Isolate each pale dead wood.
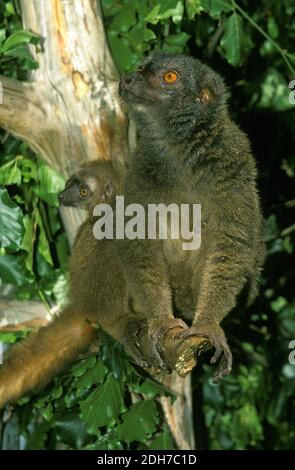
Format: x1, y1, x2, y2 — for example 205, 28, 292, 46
0, 300, 49, 331
159, 373, 195, 450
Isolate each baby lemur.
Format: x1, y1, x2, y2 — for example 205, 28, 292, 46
0, 160, 139, 408
58, 160, 116, 211
118, 53, 265, 383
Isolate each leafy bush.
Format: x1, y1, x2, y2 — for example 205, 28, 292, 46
0, 0, 294, 450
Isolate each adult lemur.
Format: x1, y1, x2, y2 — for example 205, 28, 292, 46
118, 53, 265, 383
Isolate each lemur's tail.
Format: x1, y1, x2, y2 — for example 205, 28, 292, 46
0, 308, 96, 408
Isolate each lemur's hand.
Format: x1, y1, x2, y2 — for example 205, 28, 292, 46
176, 320, 232, 383
147, 316, 188, 371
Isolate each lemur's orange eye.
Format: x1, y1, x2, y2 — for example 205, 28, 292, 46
79, 186, 89, 197
163, 71, 179, 83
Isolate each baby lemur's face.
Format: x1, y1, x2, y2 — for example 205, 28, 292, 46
119, 53, 227, 122
59, 163, 117, 211
59, 172, 97, 209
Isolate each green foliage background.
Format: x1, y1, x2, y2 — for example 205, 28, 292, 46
0, 0, 294, 450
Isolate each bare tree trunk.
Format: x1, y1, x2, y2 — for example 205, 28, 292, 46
0, 0, 128, 244
0, 0, 200, 450
160, 373, 195, 450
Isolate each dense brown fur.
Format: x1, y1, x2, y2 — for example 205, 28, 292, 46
0, 160, 139, 408
118, 53, 265, 382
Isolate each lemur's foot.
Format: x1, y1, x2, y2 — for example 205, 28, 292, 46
148, 316, 187, 372
176, 320, 232, 383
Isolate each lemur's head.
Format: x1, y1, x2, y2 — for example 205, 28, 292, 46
119, 53, 228, 127
59, 160, 118, 212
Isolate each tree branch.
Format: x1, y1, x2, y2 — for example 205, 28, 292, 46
137, 325, 209, 377
0, 300, 49, 331
0, 76, 50, 159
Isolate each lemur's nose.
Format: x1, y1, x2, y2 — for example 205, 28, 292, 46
124, 74, 135, 85
121, 73, 137, 88
58, 192, 65, 203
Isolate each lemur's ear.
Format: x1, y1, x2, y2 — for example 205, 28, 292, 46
197, 72, 226, 104
196, 86, 214, 104
104, 180, 116, 200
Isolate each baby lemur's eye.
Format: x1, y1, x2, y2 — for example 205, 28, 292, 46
79, 186, 89, 197
163, 71, 179, 84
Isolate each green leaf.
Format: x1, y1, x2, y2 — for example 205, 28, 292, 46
0, 188, 24, 250
51, 385, 63, 400
55, 232, 70, 268
85, 431, 123, 450
75, 360, 108, 391
35, 208, 53, 266
221, 12, 251, 67
171, 0, 184, 24
109, 4, 136, 32
34, 163, 65, 207
122, 24, 156, 55
186, 0, 204, 20
0, 29, 6, 48
133, 378, 173, 399
162, 32, 190, 53
5, 2, 15, 17
201, 0, 232, 18
80, 374, 125, 434
107, 33, 138, 73
255, 69, 294, 112
21, 158, 38, 183
234, 403, 263, 445
26, 421, 51, 450
145, 0, 184, 25
2, 45, 35, 62
148, 425, 175, 450
20, 215, 35, 273
71, 356, 97, 378
47, 205, 61, 236
0, 331, 25, 344
271, 296, 288, 313
42, 402, 53, 422
0, 254, 26, 285
55, 412, 88, 448
101, 0, 124, 18
260, 39, 277, 58
100, 339, 128, 381
0, 156, 22, 186
267, 17, 279, 40
145, 4, 161, 24
117, 400, 159, 443
0, 30, 39, 53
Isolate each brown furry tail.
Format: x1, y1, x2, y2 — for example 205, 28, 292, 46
0, 308, 96, 408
